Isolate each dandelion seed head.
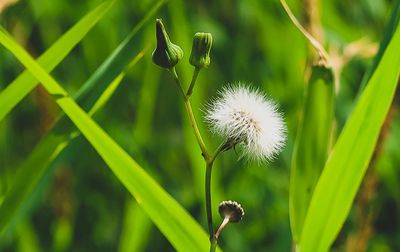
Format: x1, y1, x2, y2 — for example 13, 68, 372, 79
205, 84, 286, 161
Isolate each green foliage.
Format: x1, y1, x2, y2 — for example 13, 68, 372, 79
0, 0, 115, 236
0, 0, 115, 122
0, 0, 152, 236
290, 64, 335, 242
0, 23, 213, 252
0, 0, 399, 251
118, 200, 152, 252
300, 24, 400, 252
360, 1, 400, 88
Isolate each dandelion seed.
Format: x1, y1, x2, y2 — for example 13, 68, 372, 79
205, 84, 286, 161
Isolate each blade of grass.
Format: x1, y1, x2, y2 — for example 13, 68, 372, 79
0, 51, 144, 237
0, 0, 115, 122
289, 64, 334, 242
89, 48, 147, 115
299, 23, 400, 252
72, 0, 163, 110
360, 1, 400, 88
118, 32, 159, 252
0, 26, 214, 252
0, 0, 162, 236
280, 0, 335, 242
16, 220, 40, 252
118, 199, 152, 252
132, 30, 161, 148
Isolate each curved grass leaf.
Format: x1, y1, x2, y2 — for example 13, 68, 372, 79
0, 0, 162, 236
299, 22, 400, 252
0, 25, 214, 252
289, 65, 334, 242
360, 1, 400, 88
0, 0, 115, 122
16, 220, 40, 252
118, 200, 152, 252
0, 51, 144, 237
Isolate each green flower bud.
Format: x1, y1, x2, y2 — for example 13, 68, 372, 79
152, 19, 183, 69
189, 32, 212, 68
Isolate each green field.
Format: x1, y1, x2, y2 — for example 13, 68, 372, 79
0, 0, 399, 251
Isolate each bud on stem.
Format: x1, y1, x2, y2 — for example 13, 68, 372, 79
189, 32, 212, 68
152, 19, 183, 69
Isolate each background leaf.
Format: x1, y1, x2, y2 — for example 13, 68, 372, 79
300, 22, 400, 252
0, 24, 215, 252
0, 0, 161, 235
118, 200, 152, 252
289, 64, 335, 242
0, 0, 115, 122
360, 1, 400, 88
1, 0, 399, 250
0, 50, 145, 237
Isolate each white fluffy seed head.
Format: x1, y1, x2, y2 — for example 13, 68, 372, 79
205, 84, 286, 161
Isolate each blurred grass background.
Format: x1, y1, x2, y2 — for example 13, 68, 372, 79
0, 0, 399, 251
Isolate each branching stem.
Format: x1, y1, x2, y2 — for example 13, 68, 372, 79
169, 67, 226, 252
186, 67, 201, 97
169, 67, 210, 160
206, 142, 227, 251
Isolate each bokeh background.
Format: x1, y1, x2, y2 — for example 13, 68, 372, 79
0, 0, 399, 251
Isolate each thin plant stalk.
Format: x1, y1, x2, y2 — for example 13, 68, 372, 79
169, 67, 225, 251
205, 161, 214, 237
204, 143, 225, 238
168, 67, 214, 239
169, 67, 210, 161
186, 67, 201, 97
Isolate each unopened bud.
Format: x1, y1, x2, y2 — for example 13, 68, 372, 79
189, 32, 212, 68
152, 19, 183, 69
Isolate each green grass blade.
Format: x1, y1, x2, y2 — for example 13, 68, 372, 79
289, 65, 334, 242
89, 49, 147, 115
0, 0, 160, 235
0, 0, 162, 236
118, 200, 152, 252
72, 0, 165, 111
16, 220, 41, 252
0, 0, 115, 122
0, 51, 144, 237
360, 1, 400, 88
0, 133, 73, 237
299, 23, 400, 252
0, 26, 213, 252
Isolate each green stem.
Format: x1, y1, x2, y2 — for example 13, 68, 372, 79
186, 67, 201, 97
184, 100, 210, 159
210, 237, 218, 252
205, 142, 227, 244
169, 67, 210, 160
169, 67, 226, 251
205, 161, 214, 238
169, 68, 186, 99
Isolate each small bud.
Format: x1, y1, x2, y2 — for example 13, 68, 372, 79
152, 19, 183, 69
218, 200, 245, 223
189, 32, 212, 68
